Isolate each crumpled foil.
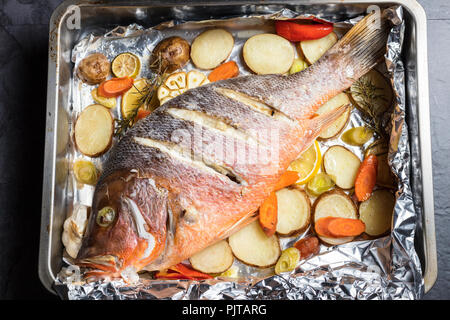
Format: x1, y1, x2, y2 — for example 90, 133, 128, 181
54, 5, 424, 300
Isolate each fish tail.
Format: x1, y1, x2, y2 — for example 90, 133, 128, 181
330, 11, 390, 79
285, 12, 390, 120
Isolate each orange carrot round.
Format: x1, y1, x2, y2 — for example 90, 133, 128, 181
98, 77, 134, 98
355, 154, 378, 202
274, 171, 299, 191
327, 218, 365, 237
259, 192, 278, 237
314, 217, 337, 237
208, 61, 239, 82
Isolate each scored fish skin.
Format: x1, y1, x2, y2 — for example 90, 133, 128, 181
76, 12, 389, 276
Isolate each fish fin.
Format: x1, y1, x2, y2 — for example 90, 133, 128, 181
329, 11, 390, 79
308, 104, 350, 139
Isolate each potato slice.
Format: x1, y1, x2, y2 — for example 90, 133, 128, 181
275, 188, 311, 236
74, 104, 113, 157
323, 146, 361, 189
316, 93, 351, 140
359, 190, 395, 237
313, 190, 358, 245
299, 32, 338, 65
243, 33, 295, 75
350, 69, 393, 117
228, 220, 281, 268
189, 240, 234, 274
191, 29, 234, 70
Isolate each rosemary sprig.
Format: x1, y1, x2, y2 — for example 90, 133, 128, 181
114, 52, 167, 137
351, 76, 388, 137
114, 104, 140, 137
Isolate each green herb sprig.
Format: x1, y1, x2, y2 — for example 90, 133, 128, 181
351, 76, 388, 137
114, 52, 167, 137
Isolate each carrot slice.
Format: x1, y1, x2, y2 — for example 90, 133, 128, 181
314, 217, 336, 237
98, 77, 134, 98
355, 154, 378, 202
169, 263, 212, 280
257, 171, 299, 236
327, 218, 365, 237
208, 61, 239, 82
274, 171, 299, 190
259, 191, 278, 237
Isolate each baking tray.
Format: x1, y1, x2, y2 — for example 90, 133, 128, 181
39, 0, 437, 296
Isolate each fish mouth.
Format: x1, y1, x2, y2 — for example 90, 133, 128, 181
77, 255, 122, 277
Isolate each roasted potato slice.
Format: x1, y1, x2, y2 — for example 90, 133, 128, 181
323, 146, 361, 189
228, 220, 281, 268
312, 190, 358, 245
316, 93, 351, 140
191, 29, 234, 70
189, 240, 234, 274
299, 32, 338, 65
74, 104, 114, 157
243, 33, 295, 75
275, 188, 311, 236
359, 189, 395, 237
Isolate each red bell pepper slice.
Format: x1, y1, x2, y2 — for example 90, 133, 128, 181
275, 21, 333, 42
169, 263, 212, 280
155, 270, 192, 280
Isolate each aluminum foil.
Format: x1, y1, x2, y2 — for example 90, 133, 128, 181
54, 5, 424, 300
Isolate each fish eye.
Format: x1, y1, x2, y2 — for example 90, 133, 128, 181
96, 206, 116, 227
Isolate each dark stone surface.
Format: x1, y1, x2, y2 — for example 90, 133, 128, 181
418, 0, 450, 301
0, 0, 447, 299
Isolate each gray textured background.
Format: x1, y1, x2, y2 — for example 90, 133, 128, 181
0, 0, 447, 299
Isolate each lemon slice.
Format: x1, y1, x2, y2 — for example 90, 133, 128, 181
121, 78, 149, 118
289, 140, 322, 185
112, 52, 140, 78
91, 88, 116, 109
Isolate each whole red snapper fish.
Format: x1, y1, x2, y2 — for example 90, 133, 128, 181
76, 13, 389, 279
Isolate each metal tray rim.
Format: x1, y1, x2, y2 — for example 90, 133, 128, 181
39, 0, 437, 297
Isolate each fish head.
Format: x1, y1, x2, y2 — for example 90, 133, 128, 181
76, 171, 168, 279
